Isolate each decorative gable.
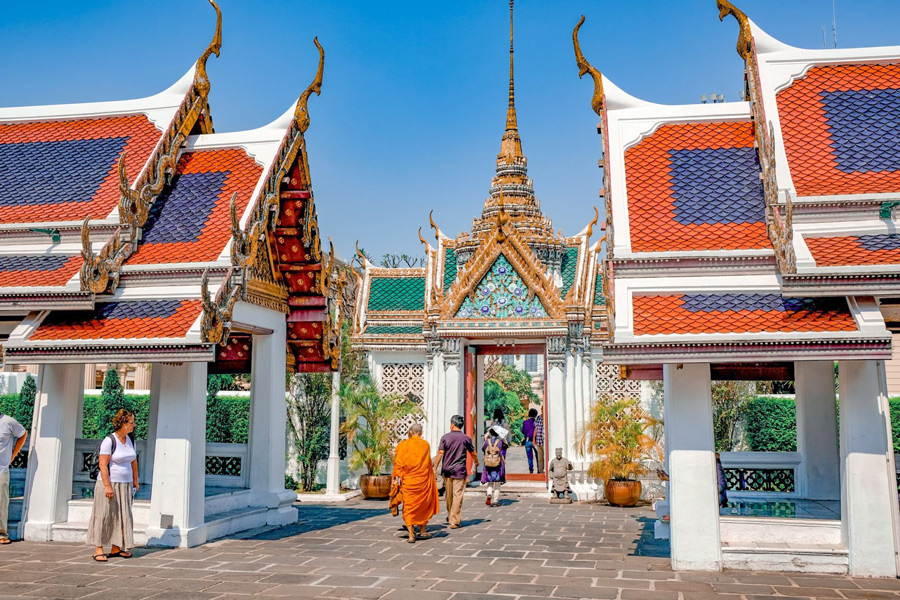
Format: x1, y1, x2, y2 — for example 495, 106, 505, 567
455, 254, 548, 319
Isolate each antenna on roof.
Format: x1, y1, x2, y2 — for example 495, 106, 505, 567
832, 0, 838, 48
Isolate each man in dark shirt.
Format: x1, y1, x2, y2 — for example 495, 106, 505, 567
434, 415, 479, 529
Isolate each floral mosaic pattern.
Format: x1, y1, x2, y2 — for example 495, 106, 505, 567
455, 254, 548, 319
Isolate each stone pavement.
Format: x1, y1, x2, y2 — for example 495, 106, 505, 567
2, 495, 900, 599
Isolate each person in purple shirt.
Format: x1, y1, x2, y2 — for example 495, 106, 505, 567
434, 415, 479, 529
521, 409, 537, 474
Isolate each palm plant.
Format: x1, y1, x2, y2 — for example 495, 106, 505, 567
576, 397, 661, 482
340, 378, 423, 476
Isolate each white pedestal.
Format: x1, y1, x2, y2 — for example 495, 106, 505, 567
22, 363, 84, 541
663, 363, 721, 571
838, 360, 900, 577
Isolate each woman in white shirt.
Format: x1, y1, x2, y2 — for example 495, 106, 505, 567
87, 409, 138, 562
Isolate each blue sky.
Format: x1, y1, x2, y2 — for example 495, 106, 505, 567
3, 1, 899, 261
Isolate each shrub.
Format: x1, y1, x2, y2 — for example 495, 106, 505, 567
0, 375, 37, 431
744, 396, 796, 452
82, 394, 149, 439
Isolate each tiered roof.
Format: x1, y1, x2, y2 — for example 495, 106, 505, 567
573, 2, 895, 366
354, 2, 607, 351
1, 2, 340, 373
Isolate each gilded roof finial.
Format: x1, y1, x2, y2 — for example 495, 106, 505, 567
429, 210, 441, 241
295, 38, 325, 134
194, 0, 222, 100
573, 16, 605, 118
498, 0, 524, 163
716, 0, 753, 60
585, 206, 599, 239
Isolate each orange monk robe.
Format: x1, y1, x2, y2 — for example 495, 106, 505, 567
391, 436, 439, 526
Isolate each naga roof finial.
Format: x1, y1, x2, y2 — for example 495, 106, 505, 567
573, 16, 605, 118
194, 0, 222, 99
418, 227, 428, 247
717, 0, 753, 60
294, 38, 325, 134
585, 206, 599, 240
429, 210, 441, 241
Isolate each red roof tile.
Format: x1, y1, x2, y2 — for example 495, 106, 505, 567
806, 234, 900, 267
0, 115, 163, 223
632, 294, 857, 335
777, 63, 900, 196
30, 299, 202, 341
0, 255, 81, 288
624, 121, 770, 252
127, 148, 262, 265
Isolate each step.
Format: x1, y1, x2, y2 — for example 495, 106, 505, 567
203, 506, 269, 542
51, 521, 149, 547
204, 489, 253, 515
720, 516, 841, 546
66, 499, 151, 524
721, 543, 849, 574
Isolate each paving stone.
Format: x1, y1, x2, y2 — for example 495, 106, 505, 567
430, 580, 495, 593
200, 581, 277, 595
773, 586, 846, 597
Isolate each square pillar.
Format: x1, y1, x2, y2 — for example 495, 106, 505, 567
146, 362, 208, 547
22, 363, 84, 541
838, 359, 900, 577
663, 362, 721, 571
444, 357, 461, 430
795, 361, 840, 500
248, 327, 298, 526
142, 365, 162, 486
546, 358, 567, 458
564, 355, 578, 460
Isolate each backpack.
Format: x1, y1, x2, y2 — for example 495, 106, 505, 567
484, 437, 503, 468
88, 434, 130, 481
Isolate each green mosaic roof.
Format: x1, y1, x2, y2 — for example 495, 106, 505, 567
593, 271, 604, 306
559, 247, 580, 298
367, 277, 426, 312
443, 248, 457, 290
364, 325, 423, 335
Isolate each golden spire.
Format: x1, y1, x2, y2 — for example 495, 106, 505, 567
499, 0, 523, 163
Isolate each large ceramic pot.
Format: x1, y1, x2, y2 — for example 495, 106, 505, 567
360, 474, 392, 499
605, 479, 642, 507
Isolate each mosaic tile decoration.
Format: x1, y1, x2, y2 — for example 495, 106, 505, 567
127, 148, 262, 265
367, 277, 426, 312
632, 293, 857, 335
364, 325, 422, 335
559, 246, 579, 297
624, 121, 768, 252
0, 115, 162, 223
455, 254, 548, 319
806, 233, 900, 267
443, 248, 457, 290
0, 255, 81, 287
30, 299, 202, 340
777, 63, 900, 196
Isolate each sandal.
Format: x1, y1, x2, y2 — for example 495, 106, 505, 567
417, 532, 433, 540
92, 553, 108, 562
108, 551, 133, 559
0, 538, 11, 545
406, 536, 416, 543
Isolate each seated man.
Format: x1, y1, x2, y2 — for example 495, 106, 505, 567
392, 423, 439, 543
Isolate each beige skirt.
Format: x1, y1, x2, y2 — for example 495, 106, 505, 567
86, 480, 134, 550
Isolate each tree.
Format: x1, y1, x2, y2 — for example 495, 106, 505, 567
94, 369, 127, 438
483, 364, 541, 445
206, 374, 235, 443
711, 381, 754, 451
287, 373, 331, 491
14, 374, 36, 431
379, 253, 425, 268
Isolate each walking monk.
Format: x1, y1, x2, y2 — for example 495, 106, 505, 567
391, 423, 439, 543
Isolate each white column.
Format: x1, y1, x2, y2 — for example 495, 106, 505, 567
546, 360, 567, 457
664, 362, 721, 571
22, 363, 84, 541
564, 354, 578, 460
838, 359, 900, 577
325, 370, 341, 496
142, 365, 162, 486
445, 358, 461, 427
795, 361, 840, 500
248, 327, 298, 526
146, 362, 208, 547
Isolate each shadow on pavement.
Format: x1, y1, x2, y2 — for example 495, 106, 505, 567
240, 505, 387, 540
633, 515, 669, 558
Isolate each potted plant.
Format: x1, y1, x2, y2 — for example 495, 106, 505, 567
340, 378, 423, 499
576, 397, 661, 507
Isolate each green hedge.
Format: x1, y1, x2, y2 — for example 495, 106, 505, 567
0, 393, 31, 430
745, 396, 900, 453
